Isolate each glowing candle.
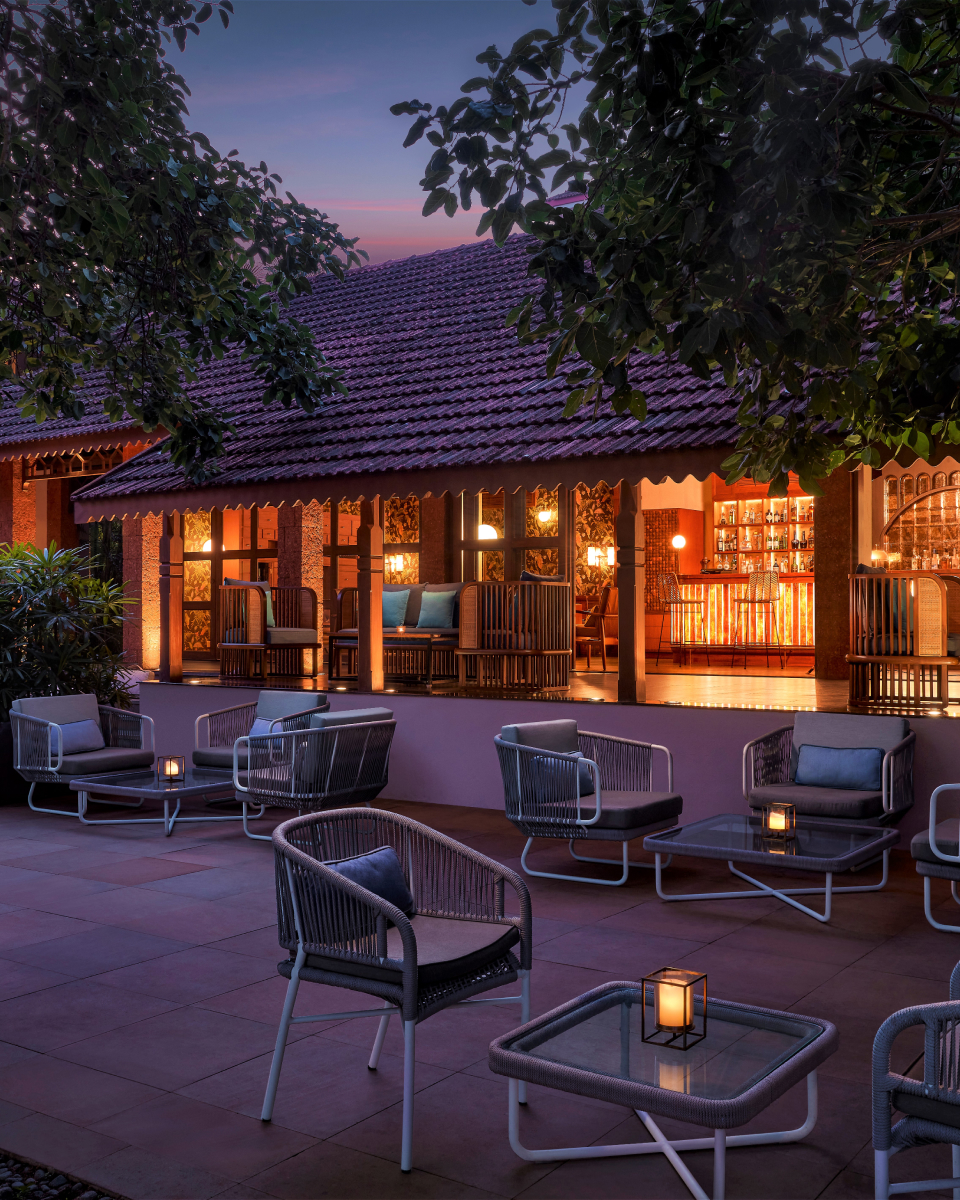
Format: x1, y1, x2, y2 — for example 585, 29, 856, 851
767, 810, 786, 832
656, 977, 693, 1030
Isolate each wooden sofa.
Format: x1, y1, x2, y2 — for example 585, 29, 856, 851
456, 580, 572, 690
848, 570, 960, 710
218, 583, 320, 680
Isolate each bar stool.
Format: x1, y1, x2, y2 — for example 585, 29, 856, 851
655, 573, 709, 666
733, 570, 785, 669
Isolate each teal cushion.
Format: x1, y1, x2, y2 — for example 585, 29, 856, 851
330, 847, 414, 916
795, 744, 883, 792
417, 590, 456, 629
383, 589, 410, 627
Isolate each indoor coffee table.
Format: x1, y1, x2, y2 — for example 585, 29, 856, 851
489, 981, 838, 1200
643, 813, 900, 922
69, 768, 247, 837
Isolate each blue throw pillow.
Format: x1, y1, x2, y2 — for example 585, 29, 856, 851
417, 590, 456, 628
330, 846, 415, 915
795, 744, 883, 791
532, 751, 596, 797
56, 718, 105, 756
382, 589, 410, 628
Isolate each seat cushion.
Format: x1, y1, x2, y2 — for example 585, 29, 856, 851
265, 627, 319, 646
57, 747, 155, 776
310, 708, 394, 729
303, 914, 520, 987
579, 790, 683, 831
893, 1090, 960, 1131
193, 746, 247, 770
748, 782, 884, 820
13, 694, 100, 726
256, 690, 328, 721
911, 819, 960, 865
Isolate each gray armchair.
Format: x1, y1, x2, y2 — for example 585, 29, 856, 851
495, 719, 682, 887
193, 689, 329, 769
910, 784, 960, 933
261, 808, 532, 1174
233, 708, 395, 840
10, 693, 155, 818
873, 960, 960, 1198
743, 712, 915, 825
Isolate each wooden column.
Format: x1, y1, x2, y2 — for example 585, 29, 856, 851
558, 486, 577, 663
420, 494, 451, 583
505, 488, 525, 580
855, 465, 873, 567
357, 497, 383, 692
616, 480, 646, 703
159, 512, 183, 683
34, 479, 50, 549
460, 493, 478, 582
814, 469, 853, 680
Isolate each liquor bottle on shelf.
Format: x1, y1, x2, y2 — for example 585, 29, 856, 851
800, 531, 807, 550
792, 531, 800, 550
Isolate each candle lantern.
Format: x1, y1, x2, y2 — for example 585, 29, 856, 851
641, 967, 706, 1051
157, 755, 185, 784
762, 801, 796, 840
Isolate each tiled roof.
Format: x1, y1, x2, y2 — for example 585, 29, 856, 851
0, 385, 144, 457
73, 235, 745, 505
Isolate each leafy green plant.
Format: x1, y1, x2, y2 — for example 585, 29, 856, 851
1, 0, 364, 484
395, 0, 960, 494
0, 543, 133, 717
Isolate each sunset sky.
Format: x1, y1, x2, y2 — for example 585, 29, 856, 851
175, 0, 544, 263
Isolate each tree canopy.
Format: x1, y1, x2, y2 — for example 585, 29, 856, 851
1, 0, 363, 484
394, 0, 960, 494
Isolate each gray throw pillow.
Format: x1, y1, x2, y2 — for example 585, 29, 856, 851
56, 719, 105, 755
330, 846, 415, 915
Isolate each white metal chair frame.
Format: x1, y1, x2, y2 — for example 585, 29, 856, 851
233, 718, 396, 841
262, 809, 533, 1174
918, 783, 960, 933
874, 960, 960, 1199
11, 706, 156, 824
495, 730, 676, 887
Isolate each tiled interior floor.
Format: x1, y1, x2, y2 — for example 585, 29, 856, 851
0, 797, 958, 1199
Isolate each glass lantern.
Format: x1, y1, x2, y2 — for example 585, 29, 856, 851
641, 967, 706, 1051
157, 755, 186, 785
762, 801, 796, 840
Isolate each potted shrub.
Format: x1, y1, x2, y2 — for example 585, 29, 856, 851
0, 543, 132, 805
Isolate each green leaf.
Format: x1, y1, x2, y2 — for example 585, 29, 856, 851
574, 321, 614, 369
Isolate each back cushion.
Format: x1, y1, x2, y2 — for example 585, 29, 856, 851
382, 589, 410, 628
500, 719, 579, 753
795, 744, 883, 792
790, 712, 908, 777
330, 846, 415, 916
386, 583, 424, 626
14, 694, 101, 726
417, 590, 457, 629
257, 690, 328, 721
311, 708, 394, 729
424, 581, 467, 628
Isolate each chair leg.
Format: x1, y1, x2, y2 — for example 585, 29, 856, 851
261, 952, 303, 1122
242, 801, 271, 841
773, 606, 785, 670
874, 1148, 890, 1200
518, 968, 531, 1105
26, 781, 82, 819
368, 1002, 393, 1070
600, 636, 607, 672
953, 1144, 960, 1200
656, 611, 666, 665
732, 605, 742, 669
401, 1019, 416, 1173
923, 876, 960, 931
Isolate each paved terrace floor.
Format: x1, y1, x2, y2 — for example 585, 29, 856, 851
0, 799, 957, 1200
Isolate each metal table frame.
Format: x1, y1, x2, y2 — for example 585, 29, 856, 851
490, 982, 838, 1200
643, 814, 899, 923
68, 769, 263, 837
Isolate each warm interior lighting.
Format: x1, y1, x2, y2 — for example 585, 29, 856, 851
671, 534, 686, 550
587, 546, 616, 568
386, 554, 405, 572
478, 524, 498, 540
538, 510, 555, 523
607, 546, 616, 566
202, 539, 212, 553
157, 755, 185, 783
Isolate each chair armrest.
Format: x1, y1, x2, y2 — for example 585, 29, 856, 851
496, 737, 601, 826
10, 711, 61, 771
883, 732, 916, 815
927, 782, 960, 862
873, 1000, 960, 1150
233, 737, 250, 791
99, 706, 154, 752
197, 701, 258, 750
742, 725, 794, 800
578, 729, 667, 791
276, 705, 327, 733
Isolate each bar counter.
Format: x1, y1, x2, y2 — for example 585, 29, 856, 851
675, 573, 815, 649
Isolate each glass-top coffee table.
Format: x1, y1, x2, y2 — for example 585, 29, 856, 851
69, 768, 252, 837
489, 981, 838, 1200
643, 813, 900, 923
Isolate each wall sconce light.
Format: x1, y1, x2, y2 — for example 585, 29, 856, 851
478, 524, 498, 540
202, 539, 212, 553
157, 755, 185, 785
672, 534, 686, 550
586, 546, 617, 568
386, 554, 405, 572
762, 801, 796, 839
538, 510, 555, 524
641, 967, 706, 1051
